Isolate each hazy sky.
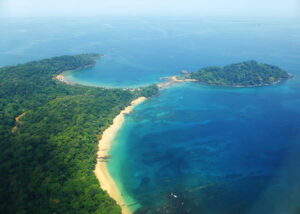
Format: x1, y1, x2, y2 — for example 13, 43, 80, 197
1, 0, 299, 17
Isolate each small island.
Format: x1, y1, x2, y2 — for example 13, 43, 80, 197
179, 61, 292, 87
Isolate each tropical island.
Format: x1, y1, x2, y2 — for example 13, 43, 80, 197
0, 53, 157, 214
0, 55, 293, 214
177, 61, 291, 87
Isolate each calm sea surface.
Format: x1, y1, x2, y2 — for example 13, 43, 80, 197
1, 17, 300, 213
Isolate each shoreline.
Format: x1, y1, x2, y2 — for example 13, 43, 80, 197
188, 76, 293, 88
56, 54, 104, 85
56, 63, 97, 85
94, 97, 147, 214
157, 76, 197, 89
56, 72, 72, 85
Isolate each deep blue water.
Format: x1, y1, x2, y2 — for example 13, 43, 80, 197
1, 17, 300, 213
109, 80, 300, 213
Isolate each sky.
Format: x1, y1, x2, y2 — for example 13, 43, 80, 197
0, 0, 299, 17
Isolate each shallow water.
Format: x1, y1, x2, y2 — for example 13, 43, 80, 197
1, 17, 300, 213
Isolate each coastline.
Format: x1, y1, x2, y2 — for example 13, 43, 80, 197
56, 54, 104, 85
189, 76, 293, 88
56, 64, 96, 85
94, 97, 147, 214
56, 73, 72, 85
157, 76, 196, 89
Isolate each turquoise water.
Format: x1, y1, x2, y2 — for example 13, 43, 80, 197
1, 17, 300, 213
2, 17, 299, 87
61, 17, 300, 88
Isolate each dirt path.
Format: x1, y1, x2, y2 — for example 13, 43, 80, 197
11, 112, 26, 133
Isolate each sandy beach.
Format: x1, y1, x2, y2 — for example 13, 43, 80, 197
56, 54, 104, 85
157, 75, 196, 89
56, 72, 74, 85
56, 74, 68, 83
94, 97, 147, 214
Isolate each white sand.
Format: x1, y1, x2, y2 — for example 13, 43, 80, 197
94, 97, 147, 214
56, 73, 72, 85
157, 76, 196, 89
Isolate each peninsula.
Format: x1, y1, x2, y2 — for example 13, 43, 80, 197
0, 54, 157, 214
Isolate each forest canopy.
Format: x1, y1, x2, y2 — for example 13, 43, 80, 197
0, 54, 158, 214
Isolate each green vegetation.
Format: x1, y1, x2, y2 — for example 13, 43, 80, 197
134, 84, 159, 98
0, 54, 158, 214
187, 61, 290, 86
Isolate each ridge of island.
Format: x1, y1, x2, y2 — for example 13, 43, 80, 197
175, 60, 292, 87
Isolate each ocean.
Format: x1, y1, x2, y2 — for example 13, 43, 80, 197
1, 16, 300, 213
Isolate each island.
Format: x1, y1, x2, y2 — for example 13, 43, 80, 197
178, 61, 291, 87
0, 54, 158, 214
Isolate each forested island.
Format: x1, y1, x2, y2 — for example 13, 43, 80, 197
0, 54, 158, 214
182, 61, 291, 87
